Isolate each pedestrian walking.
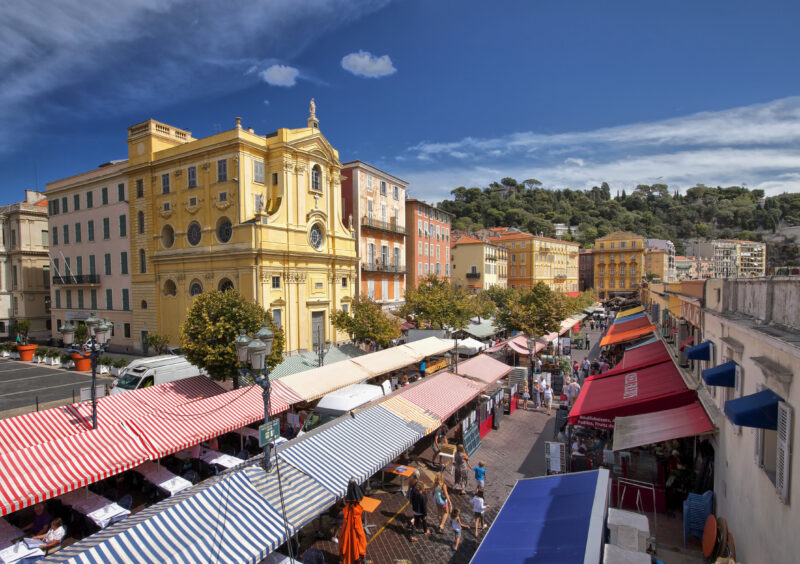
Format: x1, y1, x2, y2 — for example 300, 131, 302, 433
521, 380, 530, 410
581, 359, 590, 383
585, 334, 591, 350
433, 472, 452, 533
451, 508, 464, 551
432, 424, 448, 468
453, 444, 470, 493
472, 488, 490, 535
473, 461, 486, 489
410, 482, 430, 541
543, 383, 553, 416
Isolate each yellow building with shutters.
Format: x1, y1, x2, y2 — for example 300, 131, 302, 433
487, 229, 579, 293
592, 231, 645, 299
125, 103, 357, 355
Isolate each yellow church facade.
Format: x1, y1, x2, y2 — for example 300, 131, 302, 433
126, 105, 357, 355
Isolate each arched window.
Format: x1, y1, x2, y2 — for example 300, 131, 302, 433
141, 300, 148, 309
311, 165, 321, 192
218, 278, 234, 292
139, 249, 146, 273
190, 281, 203, 296
138, 211, 145, 234
163, 280, 177, 296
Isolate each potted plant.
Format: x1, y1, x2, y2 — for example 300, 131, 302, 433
60, 353, 74, 369
13, 320, 37, 361
71, 350, 92, 372
111, 357, 128, 377
0, 342, 11, 358
97, 355, 113, 374
34, 346, 47, 363
45, 349, 60, 366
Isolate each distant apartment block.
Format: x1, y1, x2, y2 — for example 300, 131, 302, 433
341, 161, 407, 308
685, 238, 766, 278
46, 161, 135, 352
579, 248, 594, 291
675, 255, 716, 281
405, 199, 453, 289
645, 238, 676, 282
0, 191, 51, 341
450, 234, 508, 293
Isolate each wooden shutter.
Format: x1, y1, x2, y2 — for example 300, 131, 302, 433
776, 402, 793, 504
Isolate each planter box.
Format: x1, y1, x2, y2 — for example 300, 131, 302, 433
0, 351, 8, 358
110, 367, 122, 377
34, 355, 43, 363
71, 353, 92, 372
11, 352, 20, 360
97, 365, 110, 375
16, 345, 37, 361
45, 357, 60, 366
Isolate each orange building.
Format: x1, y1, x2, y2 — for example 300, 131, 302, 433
405, 199, 453, 289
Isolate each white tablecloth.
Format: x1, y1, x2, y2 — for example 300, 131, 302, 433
60, 489, 130, 529
235, 427, 259, 440
199, 450, 245, 469
0, 542, 44, 564
135, 462, 193, 496
0, 520, 23, 551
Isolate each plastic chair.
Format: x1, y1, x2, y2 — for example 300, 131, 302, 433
118, 494, 133, 511
683, 490, 713, 548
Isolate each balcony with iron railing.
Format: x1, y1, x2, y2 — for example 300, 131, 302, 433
52, 274, 101, 286
360, 216, 406, 236
466, 271, 481, 279
361, 261, 406, 273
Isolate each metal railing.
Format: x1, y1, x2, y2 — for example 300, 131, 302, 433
361, 262, 406, 273
466, 272, 481, 278
360, 216, 406, 235
52, 274, 101, 285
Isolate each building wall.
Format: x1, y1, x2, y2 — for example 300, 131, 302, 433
405, 199, 452, 289
736, 241, 766, 278
46, 163, 135, 350
492, 234, 579, 292
0, 194, 51, 341
644, 248, 669, 281
450, 240, 507, 292
701, 278, 800, 564
341, 162, 406, 306
579, 249, 594, 291
592, 231, 645, 299
126, 116, 357, 355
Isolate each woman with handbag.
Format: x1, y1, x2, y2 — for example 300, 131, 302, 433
433, 472, 452, 532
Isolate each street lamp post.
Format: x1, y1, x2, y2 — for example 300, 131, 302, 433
60, 314, 111, 430
234, 323, 275, 471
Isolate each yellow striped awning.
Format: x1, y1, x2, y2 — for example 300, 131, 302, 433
616, 305, 644, 319
379, 396, 440, 435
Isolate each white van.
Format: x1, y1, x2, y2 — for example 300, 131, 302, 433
110, 355, 205, 395
299, 381, 391, 435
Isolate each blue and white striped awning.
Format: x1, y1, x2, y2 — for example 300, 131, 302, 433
279, 406, 421, 496
58, 470, 291, 564
243, 463, 334, 530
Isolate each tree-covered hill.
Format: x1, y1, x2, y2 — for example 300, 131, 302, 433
437, 178, 800, 254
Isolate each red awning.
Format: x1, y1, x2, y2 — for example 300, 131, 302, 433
599, 325, 656, 347
569, 361, 697, 429
455, 354, 513, 387
612, 402, 716, 451
680, 337, 695, 351
565, 292, 580, 297
398, 372, 482, 420
401, 321, 415, 331
587, 341, 672, 380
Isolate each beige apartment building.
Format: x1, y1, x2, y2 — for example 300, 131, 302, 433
450, 234, 507, 292
644, 248, 669, 281
0, 191, 51, 341
592, 231, 645, 299
46, 161, 135, 351
341, 161, 407, 308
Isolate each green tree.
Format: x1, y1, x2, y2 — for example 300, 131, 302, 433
331, 297, 401, 348
494, 283, 563, 337
145, 332, 171, 355
402, 275, 479, 331
180, 290, 284, 388
12, 319, 31, 344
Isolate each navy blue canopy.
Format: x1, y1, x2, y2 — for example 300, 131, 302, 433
702, 361, 737, 387
724, 389, 783, 430
470, 470, 609, 564
686, 340, 712, 361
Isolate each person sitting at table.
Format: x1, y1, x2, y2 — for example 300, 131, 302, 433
208, 437, 219, 451
30, 517, 65, 553
26, 504, 51, 536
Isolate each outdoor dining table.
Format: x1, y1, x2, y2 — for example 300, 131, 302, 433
0, 519, 24, 551
198, 449, 245, 470
359, 497, 381, 536
0, 540, 44, 564
60, 489, 130, 529
380, 463, 416, 494
134, 461, 193, 497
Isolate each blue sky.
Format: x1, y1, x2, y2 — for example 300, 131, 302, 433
2, 0, 800, 206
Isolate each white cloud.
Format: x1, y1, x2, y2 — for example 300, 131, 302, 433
341, 50, 396, 78
263, 99, 270, 105
259, 64, 299, 87
397, 97, 800, 202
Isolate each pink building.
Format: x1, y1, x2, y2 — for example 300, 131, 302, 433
46, 161, 135, 351
405, 199, 453, 290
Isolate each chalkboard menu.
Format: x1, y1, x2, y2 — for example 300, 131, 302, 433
551, 370, 564, 397
462, 422, 482, 457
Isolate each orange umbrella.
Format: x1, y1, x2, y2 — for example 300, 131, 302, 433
340, 501, 367, 563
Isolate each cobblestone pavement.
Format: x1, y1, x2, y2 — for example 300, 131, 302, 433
296, 404, 557, 564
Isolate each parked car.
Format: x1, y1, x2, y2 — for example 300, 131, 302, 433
110, 355, 205, 395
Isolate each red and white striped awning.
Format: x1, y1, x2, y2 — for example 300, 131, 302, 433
454, 355, 512, 388
0, 406, 88, 456
397, 372, 482, 420
130, 381, 301, 456
0, 422, 154, 516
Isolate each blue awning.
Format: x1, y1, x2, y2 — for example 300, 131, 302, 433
626, 337, 658, 350
686, 340, 712, 361
702, 361, 737, 387
471, 469, 609, 564
724, 389, 783, 430
56, 470, 292, 564
613, 312, 645, 324
279, 405, 421, 496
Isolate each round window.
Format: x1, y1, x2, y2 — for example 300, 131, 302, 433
161, 224, 175, 249
190, 282, 203, 296
217, 218, 232, 243
309, 224, 323, 250
187, 222, 202, 246
219, 278, 234, 292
